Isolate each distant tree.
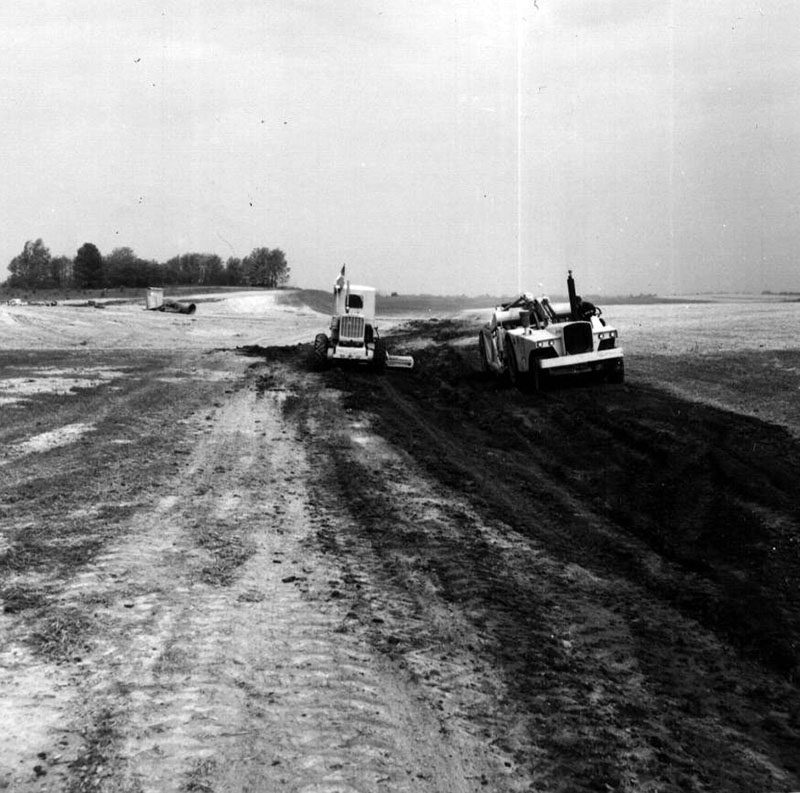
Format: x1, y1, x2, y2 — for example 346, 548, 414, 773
204, 254, 225, 285
50, 255, 72, 288
225, 257, 244, 286
73, 242, 104, 289
5, 239, 53, 289
242, 247, 290, 288
163, 254, 184, 285
105, 247, 151, 288
139, 259, 164, 287
164, 253, 224, 286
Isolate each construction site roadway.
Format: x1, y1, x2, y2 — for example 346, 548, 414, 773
1, 312, 800, 793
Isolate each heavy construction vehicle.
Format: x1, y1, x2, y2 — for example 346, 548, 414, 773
478, 270, 624, 390
313, 267, 414, 370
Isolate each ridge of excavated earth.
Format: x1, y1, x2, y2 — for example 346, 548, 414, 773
1, 298, 800, 792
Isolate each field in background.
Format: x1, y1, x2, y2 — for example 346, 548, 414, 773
279, 287, 734, 318
4, 281, 797, 317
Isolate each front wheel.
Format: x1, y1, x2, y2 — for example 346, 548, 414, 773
372, 337, 387, 372
529, 356, 548, 392
504, 336, 521, 388
313, 333, 329, 368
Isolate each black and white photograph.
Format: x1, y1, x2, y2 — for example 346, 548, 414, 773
2, 2, 799, 791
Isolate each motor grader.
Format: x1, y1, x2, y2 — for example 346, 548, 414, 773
478, 270, 624, 390
313, 267, 414, 371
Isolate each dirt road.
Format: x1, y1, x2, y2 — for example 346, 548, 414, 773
2, 297, 800, 792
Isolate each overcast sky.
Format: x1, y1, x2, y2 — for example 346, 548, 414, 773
2, 1, 798, 296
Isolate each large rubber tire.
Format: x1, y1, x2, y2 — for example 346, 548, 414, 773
504, 336, 521, 388
478, 331, 490, 373
478, 328, 496, 375
313, 333, 329, 368
373, 337, 387, 372
529, 354, 547, 393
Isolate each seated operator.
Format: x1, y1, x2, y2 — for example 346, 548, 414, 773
575, 296, 605, 324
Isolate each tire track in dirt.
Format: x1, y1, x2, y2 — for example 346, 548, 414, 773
5, 319, 800, 791
270, 336, 800, 793
278, 362, 666, 789
357, 337, 800, 676
6, 365, 491, 792
275, 375, 532, 791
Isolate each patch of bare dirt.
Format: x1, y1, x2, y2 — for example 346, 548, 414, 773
2, 305, 800, 792
0, 346, 505, 792
277, 322, 800, 792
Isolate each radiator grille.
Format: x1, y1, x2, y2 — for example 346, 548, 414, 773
563, 322, 593, 355
339, 315, 365, 342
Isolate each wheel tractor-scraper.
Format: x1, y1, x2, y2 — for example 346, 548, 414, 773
314, 267, 414, 371
479, 270, 624, 390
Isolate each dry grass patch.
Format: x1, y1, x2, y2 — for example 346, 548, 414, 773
195, 525, 256, 586
30, 607, 94, 662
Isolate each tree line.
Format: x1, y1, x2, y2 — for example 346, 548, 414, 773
2, 239, 291, 291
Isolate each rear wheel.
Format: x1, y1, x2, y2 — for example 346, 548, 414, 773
478, 328, 494, 374
313, 333, 329, 368
373, 337, 387, 372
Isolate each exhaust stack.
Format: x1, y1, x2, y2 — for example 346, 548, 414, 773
567, 270, 578, 320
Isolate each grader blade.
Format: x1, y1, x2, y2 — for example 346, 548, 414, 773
386, 353, 415, 370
